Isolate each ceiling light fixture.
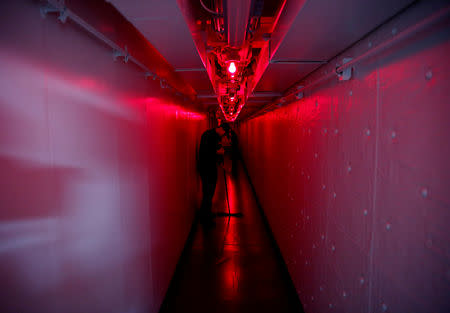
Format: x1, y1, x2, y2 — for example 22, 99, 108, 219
228, 61, 236, 74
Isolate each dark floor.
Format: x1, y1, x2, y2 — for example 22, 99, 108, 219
159, 163, 304, 313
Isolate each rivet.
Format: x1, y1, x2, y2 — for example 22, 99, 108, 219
307, 215, 310, 220
315, 100, 319, 107
307, 175, 311, 180
320, 286, 324, 292
331, 245, 336, 251
323, 128, 328, 134
391, 131, 397, 139
366, 129, 371, 136
321, 234, 325, 240
343, 291, 347, 298
347, 165, 352, 173
359, 277, 365, 285
363, 209, 368, 216
314, 153, 318, 159
329, 303, 333, 308
421, 187, 429, 198
368, 41, 372, 48
349, 90, 353, 96
333, 192, 337, 198
335, 129, 339, 134
425, 70, 433, 81
322, 184, 326, 190
311, 296, 314, 301
305, 260, 309, 265
392, 27, 397, 35
381, 303, 388, 312
313, 244, 316, 249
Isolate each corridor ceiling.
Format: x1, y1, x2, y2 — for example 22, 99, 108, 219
107, 0, 415, 121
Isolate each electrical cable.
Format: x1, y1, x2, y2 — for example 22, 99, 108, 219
199, 0, 222, 16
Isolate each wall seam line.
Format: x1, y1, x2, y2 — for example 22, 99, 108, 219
367, 68, 381, 313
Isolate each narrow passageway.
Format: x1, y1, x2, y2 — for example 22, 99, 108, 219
159, 162, 304, 313
1, 1, 449, 312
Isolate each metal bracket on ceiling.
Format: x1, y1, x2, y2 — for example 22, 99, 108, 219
336, 57, 353, 81
113, 46, 129, 63
295, 91, 304, 100
160, 79, 168, 89
294, 85, 304, 100
277, 98, 286, 107
144, 71, 157, 80
40, 3, 69, 23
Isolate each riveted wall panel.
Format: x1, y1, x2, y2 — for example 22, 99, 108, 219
239, 2, 450, 312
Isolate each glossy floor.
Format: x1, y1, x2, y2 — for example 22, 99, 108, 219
159, 163, 304, 313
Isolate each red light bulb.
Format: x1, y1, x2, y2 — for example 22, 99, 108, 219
228, 62, 236, 74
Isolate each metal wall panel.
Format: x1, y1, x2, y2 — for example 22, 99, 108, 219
239, 2, 450, 312
0, 1, 206, 313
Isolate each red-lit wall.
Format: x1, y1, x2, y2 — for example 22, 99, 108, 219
0, 1, 206, 313
239, 3, 450, 313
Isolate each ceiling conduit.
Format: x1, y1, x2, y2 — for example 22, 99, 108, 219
226, 0, 252, 48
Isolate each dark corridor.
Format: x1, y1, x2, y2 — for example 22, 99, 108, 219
1, 1, 449, 313
160, 163, 304, 313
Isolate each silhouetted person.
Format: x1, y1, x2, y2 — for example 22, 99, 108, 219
197, 122, 236, 224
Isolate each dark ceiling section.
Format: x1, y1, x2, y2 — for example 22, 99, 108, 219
273, 0, 415, 61
107, 0, 214, 95
255, 63, 320, 92
177, 70, 215, 98
256, 0, 416, 95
